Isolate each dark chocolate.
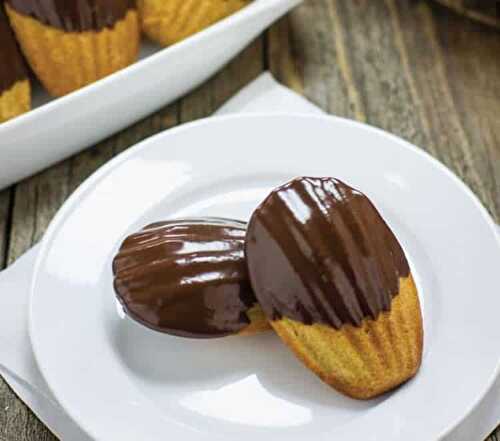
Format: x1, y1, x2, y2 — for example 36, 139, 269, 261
6, 0, 136, 32
246, 177, 410, 329
0, 6, 26, 94
113, 218, 258, 338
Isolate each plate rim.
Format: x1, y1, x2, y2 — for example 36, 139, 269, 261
29, 112, 500, 441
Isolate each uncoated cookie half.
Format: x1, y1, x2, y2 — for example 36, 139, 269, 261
5, 0, 140, 97
0, 6, 30, 123
138, 0, 252, 46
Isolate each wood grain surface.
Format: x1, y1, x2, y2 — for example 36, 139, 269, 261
0, 0, 499, 439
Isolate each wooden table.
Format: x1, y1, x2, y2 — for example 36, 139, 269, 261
0, 0, 498, 439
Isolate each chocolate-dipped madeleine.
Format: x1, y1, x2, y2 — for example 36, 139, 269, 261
0, 6, 30, 123
246, 177, 423, 399
113, 218, 270, 338
5, 0, 140, 97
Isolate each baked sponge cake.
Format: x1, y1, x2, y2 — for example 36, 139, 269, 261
138, 0, 251, 46
5, 0, 140, 97
246, 177, 423, 399
113, 218, 270, 338
0, 6, 30, 123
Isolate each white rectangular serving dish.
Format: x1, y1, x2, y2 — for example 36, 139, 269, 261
0, 0, 301, 191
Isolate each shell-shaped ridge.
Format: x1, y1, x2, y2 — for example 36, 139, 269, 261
113, 218, 260, 338
246, 177, 411, 330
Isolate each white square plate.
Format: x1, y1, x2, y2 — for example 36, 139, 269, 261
29, 114, 500, 441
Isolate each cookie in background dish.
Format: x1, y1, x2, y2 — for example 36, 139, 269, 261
5, 0, 140, 97
138, 0, 252, 46
246, 177, 423, 399
0, 5, 30, 123
113, 218, 270, 338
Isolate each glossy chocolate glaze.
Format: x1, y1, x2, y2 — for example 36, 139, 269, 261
246, 177, 410, 329
0, 6, 26, 94
6, 0, 136, 32
113, 218, 258, 338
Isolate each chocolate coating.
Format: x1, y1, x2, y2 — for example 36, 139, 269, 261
6, 0, 136, 32
113, 218, 258, 338
246, 177, 410, 329
0, 6, 26, 94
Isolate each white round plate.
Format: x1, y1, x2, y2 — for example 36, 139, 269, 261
30, 114, 500, 441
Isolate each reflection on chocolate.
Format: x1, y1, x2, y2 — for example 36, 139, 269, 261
246, 177, 410, 329
0, 7, 26, 94
6, 0, 136, 32
113, 218, 259, 338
